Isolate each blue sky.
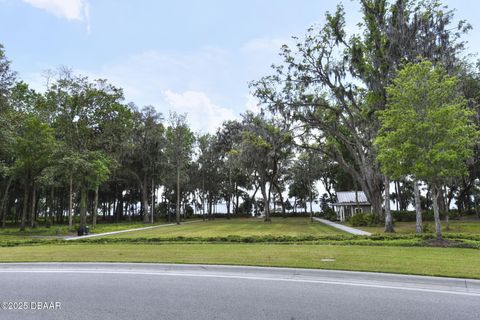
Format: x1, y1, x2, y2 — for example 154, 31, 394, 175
1, 0, 478, 133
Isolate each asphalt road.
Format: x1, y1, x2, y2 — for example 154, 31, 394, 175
0, 263, 478, 320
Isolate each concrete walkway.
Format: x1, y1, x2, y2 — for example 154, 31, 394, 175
65, 220, 203, 241
313, 217, 372, 236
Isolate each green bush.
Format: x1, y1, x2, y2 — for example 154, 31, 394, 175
349, 213, 375, 227
269, 211, 323, 218
319, 207, 337, 221
392, 210, 461, 222
423, 223, 432, 233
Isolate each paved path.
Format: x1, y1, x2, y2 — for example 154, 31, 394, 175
313, 217, 372, 235
0, 263, 478, 320
65, 220, 203, 241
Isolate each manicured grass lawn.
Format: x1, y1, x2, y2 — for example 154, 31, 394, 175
103, 217, 344, 239
0, 220, 171, 239
351, 218, 480, 235
0, 243, 479, 279
1, 217, 478, 278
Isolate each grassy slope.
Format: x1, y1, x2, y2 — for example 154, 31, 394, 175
0, 243, 479, 278
104, 218, 343, 239
0, 221, 171, 239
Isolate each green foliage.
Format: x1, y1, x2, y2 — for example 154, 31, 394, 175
237, 196, 253, 215
349, 213, 376, 227
13, 115, 56, 180
392, 210, 461, 222
165, 112, 195, 175
288, 152, 321, 204
376, 61, 478, 184
319, 207, 337, 221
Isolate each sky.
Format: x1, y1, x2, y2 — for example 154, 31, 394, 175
1, 0, 479, 134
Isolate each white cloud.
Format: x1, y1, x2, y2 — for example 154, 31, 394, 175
22, 36, 291, 133
23, 0, 90, 31
93, 48, 230, 100
163, 90, 237, 133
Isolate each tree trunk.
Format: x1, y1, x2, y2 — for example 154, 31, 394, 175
443, 186, 449, 231
475, 193, 479, 219
20, 182, 29, 231
309, 198, 313, 222
68, 175, 73, 230
142, 176, 149, 224
202, 193, 206, 221
235, 184, 239, 215
207, 194, 213, 220
227, 165, 231, 219
1, 176, 12, 228
47, 187, 54, 226
355, 165, 384, 222
272, 183, 286, 218
30, 183, 36, 228
394, 181, 400, 211
431, 184, 443, 241
438, 186, 446, 214
413, 180, 423, 233
167, 198, 171, 223
384, 177, 394, 233
250, 184, 260, 213
176, 166, 181, 224
260, 181, 270, 222
426, 187, 431, 210
79, 186, 87, 230
92, 185, 99, 228
226, 198, 231, 219
151, 178, 155, 224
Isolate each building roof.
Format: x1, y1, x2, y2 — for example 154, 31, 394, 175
332, 191, 370, 206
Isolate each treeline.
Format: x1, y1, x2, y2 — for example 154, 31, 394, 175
0, 53, 333, 230
1, 0, 480, 238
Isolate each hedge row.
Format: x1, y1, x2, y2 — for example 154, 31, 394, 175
392, 210, 462, 222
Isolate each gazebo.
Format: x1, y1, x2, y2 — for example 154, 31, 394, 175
332, 191, 372, 222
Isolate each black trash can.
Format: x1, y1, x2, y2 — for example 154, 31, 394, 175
77, 227, 85, 236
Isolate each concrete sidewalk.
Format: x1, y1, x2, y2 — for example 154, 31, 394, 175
65, 220, 203, 241
313, 217, 372, 236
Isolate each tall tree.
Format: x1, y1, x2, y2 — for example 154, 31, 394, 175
289, 152, 321, 221
375, 61, 477, 240
165, 113, 194, 224
196, 134, 223, 220
251, 0, 470, 222
239, 112, 292, 222
126, 106, 164, 223
45, 71, 129, 229
13, 115, 55, 230
0, 44, 16, 228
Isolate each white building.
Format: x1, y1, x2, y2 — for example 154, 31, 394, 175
332, 191, 372, 222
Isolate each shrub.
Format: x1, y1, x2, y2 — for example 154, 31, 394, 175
319, 207, 337, 221
392, 210, 461, 222
423, 223, 431, 233
349, 213, 375, 227
269, 211, 321, 218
